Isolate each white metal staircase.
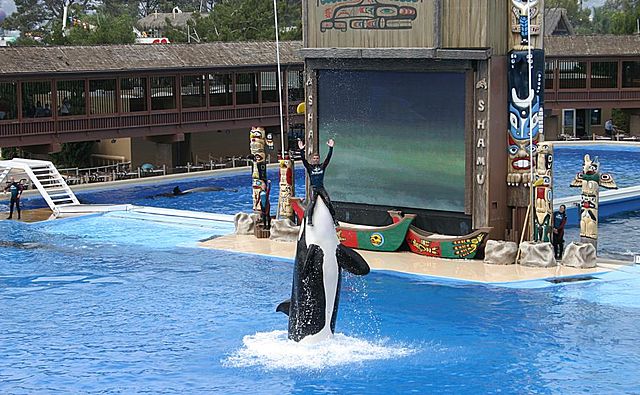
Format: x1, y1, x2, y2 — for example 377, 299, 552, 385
0, 167, 10, 185
0, 158, 80, 215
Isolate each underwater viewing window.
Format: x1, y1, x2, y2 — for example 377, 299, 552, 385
318, 70, 466, 212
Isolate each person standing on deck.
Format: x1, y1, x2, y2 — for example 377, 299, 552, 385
259, 181, 271, 228
4, 177, 23, 220
552, 204, 567, 260
298, 138, 337, 226
604, 118, 615, 137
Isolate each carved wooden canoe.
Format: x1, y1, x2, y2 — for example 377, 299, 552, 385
290, 198, 416, 252
389, 211, 491, 259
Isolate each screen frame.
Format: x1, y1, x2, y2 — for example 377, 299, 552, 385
303, 58, 474, 233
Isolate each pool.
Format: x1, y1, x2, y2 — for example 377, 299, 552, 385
2, 155, 640, 393
0, 167, 307, 215
553, 143, 640, 198
2, 213, 640, 394
553, 144, 640, 259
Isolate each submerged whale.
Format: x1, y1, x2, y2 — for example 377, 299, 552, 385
149, 185, 238, 198
277, 196, 370, 344
0, 241, 43, 250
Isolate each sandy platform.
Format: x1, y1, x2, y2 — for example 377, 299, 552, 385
0, 208, 55, 223
200, 234, 628, 284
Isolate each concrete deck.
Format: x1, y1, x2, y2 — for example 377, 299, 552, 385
0, 208, 55, 223
200, 234, 628, 284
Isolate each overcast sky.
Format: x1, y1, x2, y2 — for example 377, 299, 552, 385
0, 0, 17, 15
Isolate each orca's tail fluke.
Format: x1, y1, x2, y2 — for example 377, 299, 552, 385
276, 299, 291, 316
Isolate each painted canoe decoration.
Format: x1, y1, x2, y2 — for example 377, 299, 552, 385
290, 198, 416, 252
389, 212, 491, 259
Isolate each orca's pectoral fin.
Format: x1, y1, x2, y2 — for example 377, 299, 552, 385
336, 244, 370, 275
276, 299, 291, 316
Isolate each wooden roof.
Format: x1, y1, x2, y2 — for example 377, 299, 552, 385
545, 35, 640, 57
0, 41, 304, 76
544, 8, 575, 36
2, 35, 640, 77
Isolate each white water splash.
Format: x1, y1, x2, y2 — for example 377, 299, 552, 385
224, 330, 415, 371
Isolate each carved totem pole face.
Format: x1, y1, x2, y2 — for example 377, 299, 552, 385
580, 179, 599, 240
575, 155, 604, 240
507, 50, 544, 187
278, 157, 294, 218
533, 142, 553, 242
250, 126, 268, 212
510, 0, 541, 48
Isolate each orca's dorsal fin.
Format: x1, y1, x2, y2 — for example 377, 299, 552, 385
336, 244, 370, 275
276, 299, 291, 316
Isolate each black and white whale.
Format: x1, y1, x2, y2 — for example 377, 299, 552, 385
148, 185, 238, 198
276, 195, 370, 344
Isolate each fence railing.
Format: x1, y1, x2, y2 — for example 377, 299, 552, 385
54, 155, 260, 186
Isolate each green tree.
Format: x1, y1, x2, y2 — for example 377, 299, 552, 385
592, 0, 640, 34
0, 147, 26, 160
4, 0, 94, 33
196, 0, 301, 42
50, 142, 94, 168
42, 14, 136, 45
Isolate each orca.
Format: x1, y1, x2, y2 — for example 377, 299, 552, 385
276, 195, 370, 344
0, 241, 43, 250
148, 185, 238, 198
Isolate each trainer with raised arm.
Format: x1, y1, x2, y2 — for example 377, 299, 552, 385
298, 138, 337, 226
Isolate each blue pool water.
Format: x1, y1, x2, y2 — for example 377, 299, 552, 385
553, 144, 640, 198
0, 167, 306, 215
1, 154, 640, 393
2, 214, 640, 394
552, 144, 640, 259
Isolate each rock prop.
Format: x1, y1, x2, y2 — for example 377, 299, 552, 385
518, 241, 556, 267
484, 240, 518, 265
561, 242, 597, 269
234, 212, 258, 235
269, 219, 299, 242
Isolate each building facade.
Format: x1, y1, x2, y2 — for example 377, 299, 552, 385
301, 0, 541, 239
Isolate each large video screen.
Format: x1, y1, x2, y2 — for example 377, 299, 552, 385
318, 70, 466, 212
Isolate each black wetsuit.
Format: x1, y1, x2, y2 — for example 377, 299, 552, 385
552, 210, 567, 259
5, 182, 23, 220
301, 147, 336, 225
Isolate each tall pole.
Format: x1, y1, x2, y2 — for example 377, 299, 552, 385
527, 5, 534, 241
273, 0, 285, 155
273, 0, 294, 221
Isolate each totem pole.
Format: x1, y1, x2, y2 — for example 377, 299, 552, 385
532, 142, 553, 242
249, 126, 273, 213
507, 0, 544, 187
570, 154, 617, 250
277, 154, 295, 220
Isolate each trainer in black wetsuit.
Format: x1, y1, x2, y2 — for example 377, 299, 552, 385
4, 177, 23, 220
298, 138, 337, 226
552, 204, 567, 260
